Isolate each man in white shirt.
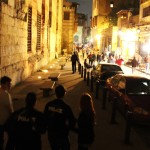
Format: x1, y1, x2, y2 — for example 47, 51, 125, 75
0, 76, 14, 150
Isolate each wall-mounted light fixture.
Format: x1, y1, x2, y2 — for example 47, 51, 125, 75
137, 27, 140, 34
110, 1, 114, 8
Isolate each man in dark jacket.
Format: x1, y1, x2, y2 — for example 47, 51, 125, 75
71, 51, 79, 73
132, 57, 138, 74
5, 92, 46, 150
44, 85, 76, 150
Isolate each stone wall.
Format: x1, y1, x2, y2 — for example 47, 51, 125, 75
0, 0, 63, 86
62, 7, 75, 54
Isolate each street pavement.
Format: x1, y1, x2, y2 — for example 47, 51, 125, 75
9, 54, 150, 150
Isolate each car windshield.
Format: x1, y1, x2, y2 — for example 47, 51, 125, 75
100, 72, 118, 80
102, 65, 122, 72
126, 80, 150, 95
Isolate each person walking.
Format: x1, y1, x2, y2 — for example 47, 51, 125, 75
132, 57, 138, 74
87, 52, 93, 66
44, 85, 76, 150
82, 48, 85, 59
115, 55, 124, 66
84, 59, 92, 69
77, 93, 96, 150
108, 54, 115, 64
71, 51, 79, 74
91, 52, 96, 66
144, 54, 150, 73
5, 92, 46, 150
97, 52, 101, 64
0, 76, 14, 150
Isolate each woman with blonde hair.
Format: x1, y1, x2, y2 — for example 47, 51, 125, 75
77, 93, 96, 150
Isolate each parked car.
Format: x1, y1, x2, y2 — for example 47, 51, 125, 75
106, 74, 150, 124
97, 71, 123, 87
91, 63, 123, 80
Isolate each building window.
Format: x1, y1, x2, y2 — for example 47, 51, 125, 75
143, 6, 150, 18
15, 0, 25, 9
42, 3, 45, 24
93, 16, 97, 27
64, 12, 70, 20
27, 7, 32, 52
49, 11, 52, 27
37, 13, 41, 51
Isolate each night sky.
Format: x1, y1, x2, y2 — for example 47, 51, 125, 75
68, 0, 92, 25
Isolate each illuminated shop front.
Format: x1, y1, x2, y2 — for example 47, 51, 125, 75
138, 25, 150, 57
120, 28, 138, 60
112, 27, 138, 61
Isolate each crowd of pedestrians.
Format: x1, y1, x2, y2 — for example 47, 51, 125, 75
74, 45, 150, 74
0, 75, 96, 150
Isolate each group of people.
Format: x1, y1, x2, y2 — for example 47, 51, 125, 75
87, 51, 124, 66
71, 49, 124, 72
131, 54, 150, 74
0, 76, 96, 150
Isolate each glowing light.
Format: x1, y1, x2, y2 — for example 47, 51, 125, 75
110, 1, 114, 8
38, 76, 41, 79
142, 40, 150, 54
90, 38, 93, 43
96, 34, 101, 49
94, 61, 98, 66
96, 34, 101, 40
42, 69, 48, 73
137, 28, 140, 34
118, 30, 123, 37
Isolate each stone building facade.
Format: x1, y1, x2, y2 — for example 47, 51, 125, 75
91, 0, 113, 51
62, 0, 78, 54
0, 0, 63, 86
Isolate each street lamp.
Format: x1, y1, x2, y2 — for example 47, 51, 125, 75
110, 1, 114, 8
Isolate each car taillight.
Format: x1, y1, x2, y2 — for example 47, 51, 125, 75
133, 107, 149, 115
